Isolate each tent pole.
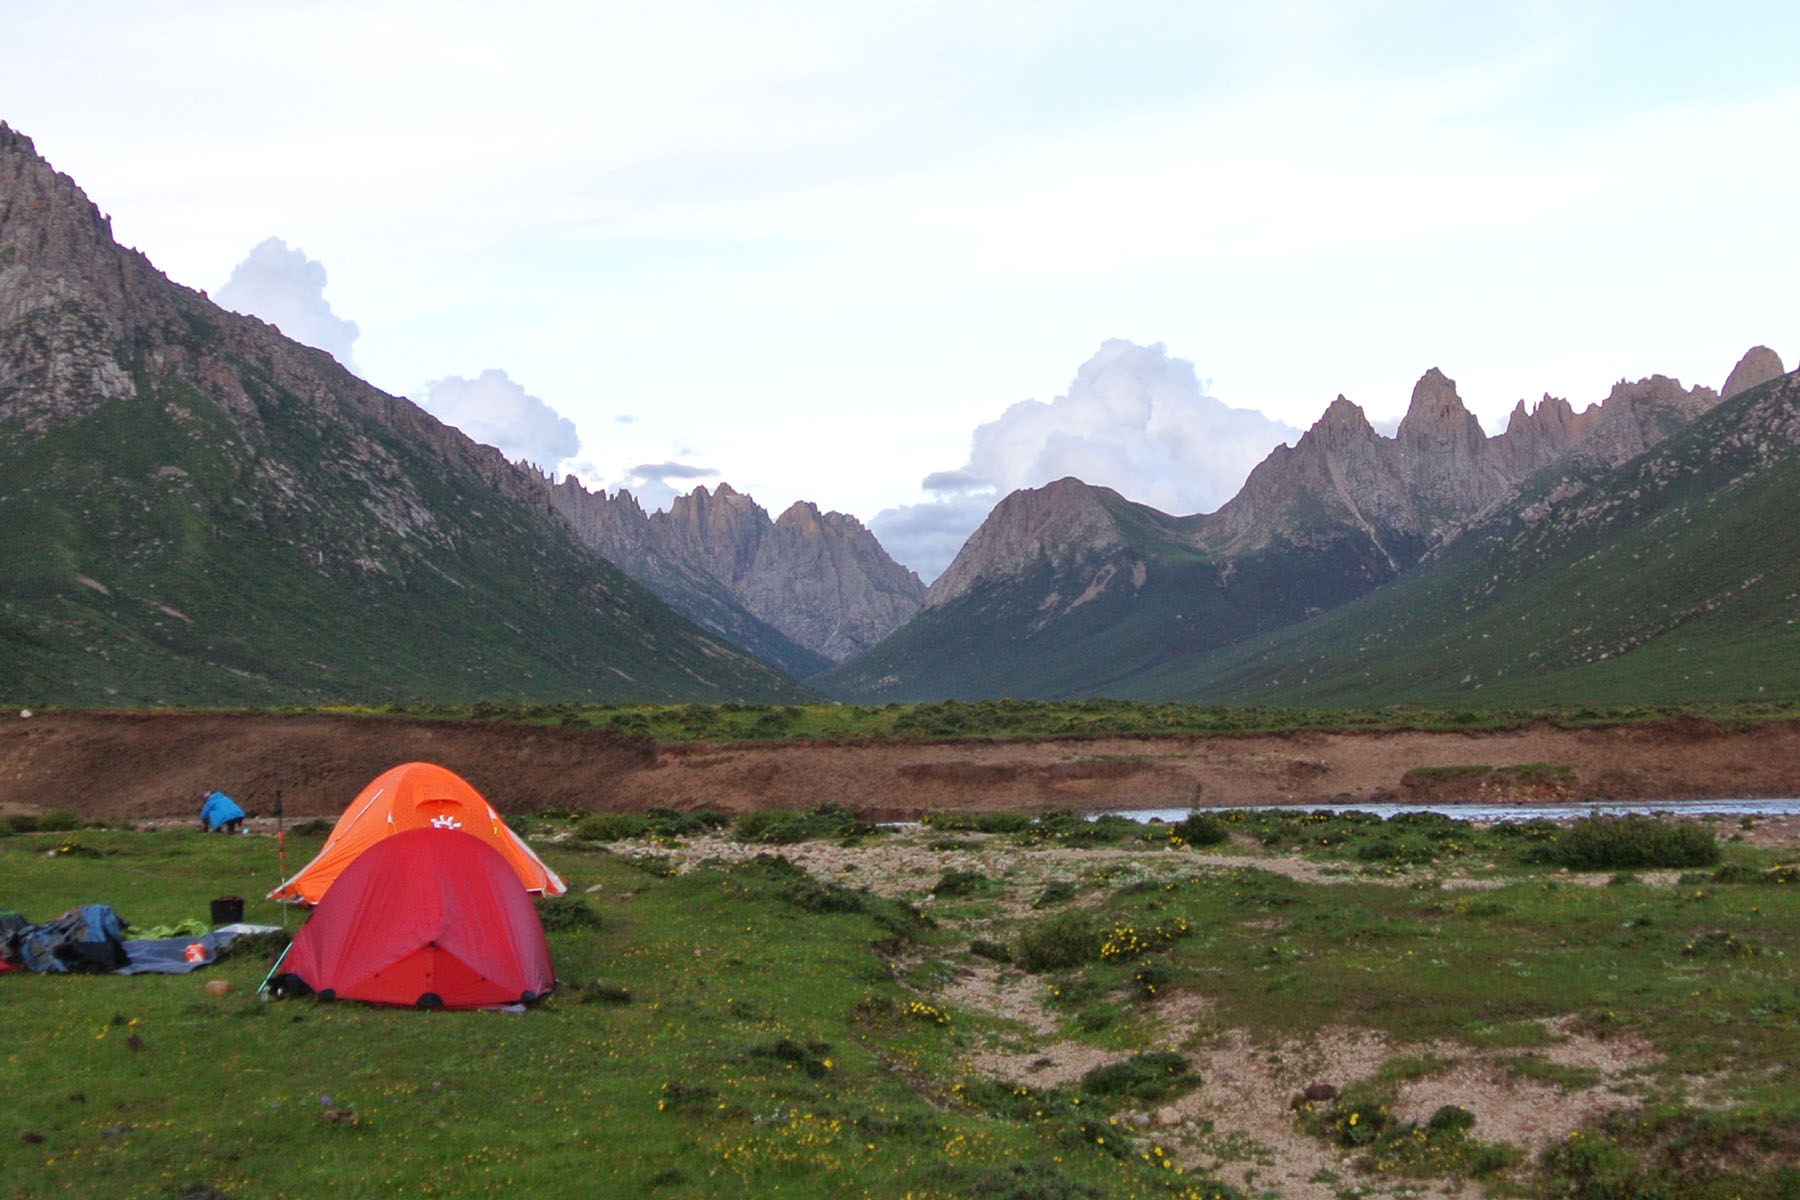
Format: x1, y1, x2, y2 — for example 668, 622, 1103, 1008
274, 788, 288, 931
257, 940, 293, 997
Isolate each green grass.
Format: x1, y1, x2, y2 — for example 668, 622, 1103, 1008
4, 809, 1800, 1198
0, 366, 810, 709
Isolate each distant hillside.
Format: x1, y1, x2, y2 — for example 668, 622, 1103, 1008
816, 477, 1406, 701
1124, 367, 1800, 706
0, 123, 811, 707
822, 363, 1724, 702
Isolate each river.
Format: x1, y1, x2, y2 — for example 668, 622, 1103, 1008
1107, 797, 1800, 824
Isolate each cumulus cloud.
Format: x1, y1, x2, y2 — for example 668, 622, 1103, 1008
215, 237, 360, 368
872, 339, 1299, 582
615, 461, 722, 512
418, 369, 582, 470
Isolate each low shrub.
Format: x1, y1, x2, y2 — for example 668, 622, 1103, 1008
1131, 959, 1173, 1000
1173, 812, 1229, 846
575, 812, 649, 842
1557, 815, 1719, 870
922, 810, 1031, 834
734, 802, 877, 845
1681, 930, 1761, 959
738, 854, 867, 913
1428, 1104, 1476, 1134
744, 1037, 833, 1078
536, 895, 604, 931
968, 939, 1012, 964
931, 870, 989, 898
1079, 1051, 1196, 1103
578, 807, 731, 842
1014, 912, 1103, 973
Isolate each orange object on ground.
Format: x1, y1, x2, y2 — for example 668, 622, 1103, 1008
267, 762, 566, 904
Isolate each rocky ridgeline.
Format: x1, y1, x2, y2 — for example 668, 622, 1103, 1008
0, 122, 549, 567
548, 479, 925, 663
1, 121, 917, 673
927, 354, 1764, 610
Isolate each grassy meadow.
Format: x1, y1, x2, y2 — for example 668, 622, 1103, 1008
3, 807, 1799, 1199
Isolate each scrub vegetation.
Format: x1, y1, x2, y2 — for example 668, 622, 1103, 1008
2, 803, 1798, 1198
166, 695, 1800, 744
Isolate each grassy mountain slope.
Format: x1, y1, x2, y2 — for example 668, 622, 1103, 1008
1123, 371, 1800, 706
0, 354, 814, 707
819, 487, 1413, 702
0, 124, 810, 707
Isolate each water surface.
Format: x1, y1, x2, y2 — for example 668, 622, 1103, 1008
1108, 797, 1800, 824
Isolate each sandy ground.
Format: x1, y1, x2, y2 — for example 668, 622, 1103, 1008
6, 710, 1800, 823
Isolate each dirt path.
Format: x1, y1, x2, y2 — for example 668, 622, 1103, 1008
5, 710, 1800, 823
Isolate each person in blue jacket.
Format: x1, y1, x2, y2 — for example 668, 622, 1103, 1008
198, 790, 245, 833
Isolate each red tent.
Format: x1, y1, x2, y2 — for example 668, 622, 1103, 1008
275, 828, 554, 1009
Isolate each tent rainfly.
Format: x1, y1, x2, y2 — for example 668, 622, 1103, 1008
268, 762, 565, 905
272, 827, 555, 1009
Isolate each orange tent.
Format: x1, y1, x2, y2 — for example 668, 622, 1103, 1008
268, 762, 566, 905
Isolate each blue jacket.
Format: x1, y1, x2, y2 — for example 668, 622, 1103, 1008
200, 791, 245, 830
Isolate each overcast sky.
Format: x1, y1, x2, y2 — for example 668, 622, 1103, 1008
5, 2, 1797, 579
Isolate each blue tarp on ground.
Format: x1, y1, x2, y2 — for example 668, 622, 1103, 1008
200, 791, 245, 830
118, 931, 235, 974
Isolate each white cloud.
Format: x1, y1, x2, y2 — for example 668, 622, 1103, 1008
417, 369, 581, 471
214, 237, 360, 368
873, 340, 1298, 582
614, 461, 722, 512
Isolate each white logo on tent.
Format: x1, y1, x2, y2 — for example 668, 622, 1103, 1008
430, 816, 463, 830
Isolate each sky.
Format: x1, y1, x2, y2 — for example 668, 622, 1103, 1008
5, 1, 1798, 580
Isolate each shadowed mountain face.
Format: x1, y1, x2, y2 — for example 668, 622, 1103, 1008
822, 360, 1735, 703
1127, 365, 1800, 706
546, 479, 925, 673
0, 123, 811, 706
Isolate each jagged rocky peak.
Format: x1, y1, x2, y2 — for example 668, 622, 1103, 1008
1310, 395, 1379, 446
543, 474, 924, 664
926, 477, 1128, 609
776, 499, 824, 532
1397, 368, 1485, 452
1722, 345, 1786, 399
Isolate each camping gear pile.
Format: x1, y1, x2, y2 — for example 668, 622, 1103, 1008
1, 904, 127, 973
266, 762, 563, 1010
0, 905, 265, 975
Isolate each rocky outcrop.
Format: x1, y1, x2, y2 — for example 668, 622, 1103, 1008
927, 477, 1130, 608
1722, 346, 1786, 399
547, 480, 925, 664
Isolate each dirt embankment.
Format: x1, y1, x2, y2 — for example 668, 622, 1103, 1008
4, 710, 1800, 823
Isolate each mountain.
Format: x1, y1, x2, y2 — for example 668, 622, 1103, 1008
821, 363, 1727, 702
1124, 362, 1800, 706
0, 123, 811, 706
546, 479, 924, 672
